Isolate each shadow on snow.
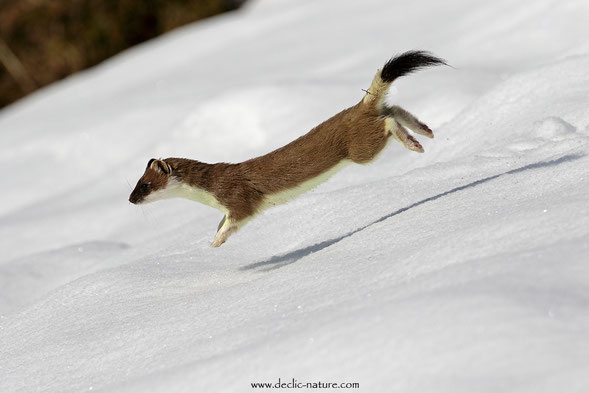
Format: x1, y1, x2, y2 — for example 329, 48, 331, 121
241, 153, 584, 272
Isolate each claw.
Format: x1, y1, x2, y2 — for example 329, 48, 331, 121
415, 122, 434, 139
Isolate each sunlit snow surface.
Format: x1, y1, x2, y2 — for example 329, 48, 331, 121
1, 0, 589, 392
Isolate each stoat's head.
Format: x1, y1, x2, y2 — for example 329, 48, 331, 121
129, 158, 173, 204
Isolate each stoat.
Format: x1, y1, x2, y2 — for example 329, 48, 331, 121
129, 51, 446, 247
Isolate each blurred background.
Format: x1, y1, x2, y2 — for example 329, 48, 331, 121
0, 0, 246, 109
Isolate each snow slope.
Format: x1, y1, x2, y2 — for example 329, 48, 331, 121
1, 0, 589, 392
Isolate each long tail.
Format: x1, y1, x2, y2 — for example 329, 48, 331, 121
363, 50, 446, 107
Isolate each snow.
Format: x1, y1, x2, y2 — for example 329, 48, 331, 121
1, 0, 589, 391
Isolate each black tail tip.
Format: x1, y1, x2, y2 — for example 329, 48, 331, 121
381, 50, 447, 83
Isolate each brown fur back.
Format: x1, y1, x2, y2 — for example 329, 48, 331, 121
239, 101, 385, 191
165, 99, 387, 221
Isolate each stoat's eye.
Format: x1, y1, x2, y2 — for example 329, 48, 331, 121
140, 183, 150, 193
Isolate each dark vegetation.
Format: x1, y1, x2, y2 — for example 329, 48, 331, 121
0, 0, 245, 109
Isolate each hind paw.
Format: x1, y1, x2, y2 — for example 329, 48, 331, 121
389, 105, 434, 139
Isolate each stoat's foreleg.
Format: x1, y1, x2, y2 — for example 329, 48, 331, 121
217, 215, 226, 232
211, 216, 239, 248
387, 105, 434, 139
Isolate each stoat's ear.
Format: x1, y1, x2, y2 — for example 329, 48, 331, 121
147, 158, 172, 175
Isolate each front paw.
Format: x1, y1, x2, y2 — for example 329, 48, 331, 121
210, 239, 225, 248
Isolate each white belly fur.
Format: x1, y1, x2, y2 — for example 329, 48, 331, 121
157, 178, 230, 215
148, 160, 352, 218
260, 159, 351, 210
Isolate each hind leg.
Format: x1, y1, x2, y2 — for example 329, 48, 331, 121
387, 105, 434, 139
348, 122, 390, 164
384, 118, 424, 153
